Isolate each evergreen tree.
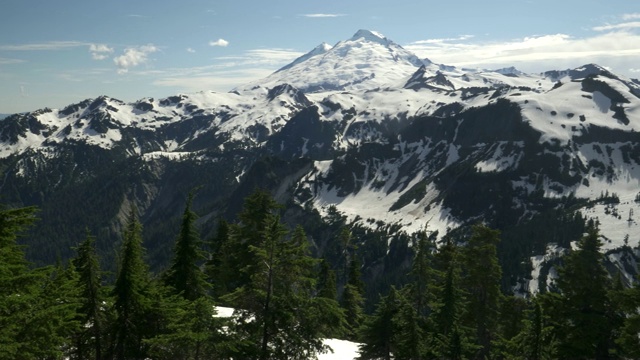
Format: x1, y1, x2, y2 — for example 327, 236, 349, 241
461, 224, 503, 359
227, 189, 283, 293
206, 219, 233, 299
509, 298, 557, 360
358, 288, 400, 360
615, 273, 640, 358
164, 193, 208, 300
342, 254, 365, 340
392, 288, 427, 360
224, 214, 329, 359
146, 295, 227, 360
431, 238, 476, 360
112, 206, 153, 360
71, 231, 108, 360
0, 205, 80, 359
316, 259, 347, 339
555, 227, 616, 358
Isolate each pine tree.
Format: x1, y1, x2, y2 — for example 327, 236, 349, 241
431, 238, 476, 360
71, 231, 107, 360
615, 273, 640, 357
358, 288, 400, 360
316, 259, 347, 339
461, 224, 503, 359
555, 226, 615, 358
206, 219, 233, 299
510, 298, 557, 360
223, 213, 329, 359
146, 295, 227, 360
342, 254, 365, 340
227, 189, 283, 293
0, 206, 80, 359
164, 193, 208, 300
112, 206, 153, 360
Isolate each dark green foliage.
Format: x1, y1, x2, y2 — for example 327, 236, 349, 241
112, 206, 154, 359
554, 227, 616, 359
164, 192, 208, 300
223, 199, 331, 359
0, 206, 81, 360
461, 224, 503, 358
71, 231, 108, 360
146, 296, 227, 360
357, 288, 401, 360
342, 255, 366, 340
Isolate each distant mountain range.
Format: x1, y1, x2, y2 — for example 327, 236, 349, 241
1, 29, 639, 295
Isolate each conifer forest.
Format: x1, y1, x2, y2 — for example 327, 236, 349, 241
1, 189, 640, 360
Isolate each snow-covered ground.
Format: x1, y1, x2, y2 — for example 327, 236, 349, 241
214, 307, 360, 359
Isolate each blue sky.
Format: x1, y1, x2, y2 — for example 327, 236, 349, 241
1, 0, 640, 113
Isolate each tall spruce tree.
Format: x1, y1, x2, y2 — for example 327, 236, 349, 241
0, 205, 80, 359
342, 254, 365, 340
555, 226, 615, 358
461, 224, 503, 359
71, 231, 107, 360
112, 206, 153, 360
206, 219, 233, 299
431, 238, 476, 360
164, 193, 208, 300
358, 287, 400, 360
223, 207, 329, 359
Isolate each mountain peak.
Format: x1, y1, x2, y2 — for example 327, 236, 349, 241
276, 42, 333, 73
349, 29, 390, 45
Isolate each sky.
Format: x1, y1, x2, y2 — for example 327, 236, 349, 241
1, 0, 640, 114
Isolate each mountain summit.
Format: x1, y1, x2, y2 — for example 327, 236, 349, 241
243, 29, 426, 92
0, 29, 639, 296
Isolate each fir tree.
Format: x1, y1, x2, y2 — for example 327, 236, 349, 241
112, 206, 153, 360
164, 193, 208, 300
357, 288, 400, 360
461, 224, 503, 359
206, 219, 233, 299
342, 254, 365, 340
71, 231, 108, 360
555, 226, 616, 358
223, 213, 329, 359
0, 206, 80, 359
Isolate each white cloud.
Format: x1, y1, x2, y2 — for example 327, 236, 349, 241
113, 44, 158, 74
404, 31, 640, 75
153, 68, 274, 92
89, 44, 114, 60
209, 38, 229, 47
19, 85, 27, 97
592, 21, 640, 31
622, 13, 640, 20
301, 13, 346, 18
187, 47, 196, 53
0, 57, 25, 65
0, 41, 86, 51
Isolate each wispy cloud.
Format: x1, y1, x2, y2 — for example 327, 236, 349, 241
593, 21, 640, 31
301, 13, 346, 18
0, 57, 25, 65
0, 41, 86, 51
209, 38, 229, 47
89, 44, 114, 60
113, 44, 158, 74
187, 48, 196, 53
405, 31, 640, 73
622, 13, 640, 20
151, 47, 303, 92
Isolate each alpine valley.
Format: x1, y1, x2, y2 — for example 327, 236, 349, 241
2, 29, 640, 297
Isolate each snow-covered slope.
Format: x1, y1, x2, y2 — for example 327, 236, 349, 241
1, 29, 639, 295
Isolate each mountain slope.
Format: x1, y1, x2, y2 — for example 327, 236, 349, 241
0, 30, 638, 295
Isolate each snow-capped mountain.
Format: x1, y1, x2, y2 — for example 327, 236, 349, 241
1, 30, 639, 294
